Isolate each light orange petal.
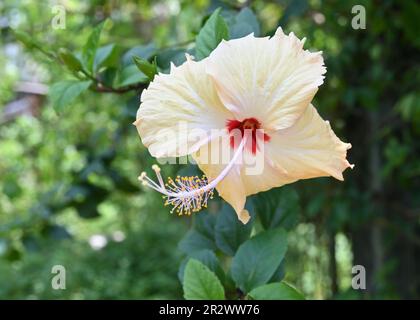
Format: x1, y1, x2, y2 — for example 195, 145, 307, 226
206, 27, 325, 131
192, 135, 249, 223
193, 135, 292, 223
267, 104, 354, 181
240, 148, 298, 196
135, 55, 233, 158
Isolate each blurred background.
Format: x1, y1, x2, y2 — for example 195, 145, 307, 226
0, 0, 419, 299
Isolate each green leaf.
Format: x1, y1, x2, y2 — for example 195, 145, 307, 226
230, 8, 260, 39
82, 19, 109, 73
279, 0, 308, 26
253, 186, 300, 230
122, 43, 156, 66
178, 249, 225, 284
14, 30, 35, 49
156, 48, 187, 71
183, 259, 225, 300
248, 282, 305, 300
395, 92, 420, 124
194, 211, 217, 243
14, 30, 54, 58
115, 65, 148, 87
215, 204, 253, 256
99, 67, 118, 88
195, 8, 229, 60
58, 48, 83, 72
269, 260, 286, 283
231, 228, 287, 293
94, 44, 117, 72
49, 80, 92, 112
133, 56, 157, 80
401, 1, 420, 49
178, 229, 217, 254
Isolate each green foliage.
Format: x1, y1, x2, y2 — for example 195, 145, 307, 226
183, 259, 225, 300
0, 215, 186, 299
195, 8, 229, 60
115, 64, 148, 87
248, 282, 304, 300
49, 80, 92, 112
178, 229, 217, 253
228, 7, 260, 39
215, 204, 253, 256
176, 206, 292, 299
13, 30, 34, 48
13, 30, 54, 58
396, 93, 420, 125
253, 186, 300, 230
2, 0, 419, 301
178, 249, 225, 284
123, 44, 156, 65
156, 48, 187, 71
58, 49, 84, 73
94, 44, 118, 72
133, 56, 158, 81
231, 228, 288, 293
194, 211, 218, 244
82, 20, 109, 73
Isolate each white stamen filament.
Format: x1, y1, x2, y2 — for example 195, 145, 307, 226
138, 137, 247, 215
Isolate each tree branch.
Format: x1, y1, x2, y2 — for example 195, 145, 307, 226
80, 70, 146, 94
93, 82, 146, 94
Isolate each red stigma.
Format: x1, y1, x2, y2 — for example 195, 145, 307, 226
226, 117, 270, 154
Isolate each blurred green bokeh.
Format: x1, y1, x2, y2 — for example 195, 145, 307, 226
0, 0, 419, 299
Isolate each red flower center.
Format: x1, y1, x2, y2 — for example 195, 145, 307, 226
226, 117, 270, 154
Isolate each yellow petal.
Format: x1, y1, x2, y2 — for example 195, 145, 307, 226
135, 56, 232, 158
206, 27, 326, 131
267, 104, 354, 181
193, 135, 293, 223
193, 103, 353, 222
193, 135, 248, 223
238, 209, 251, 224
240, 147, 298, 195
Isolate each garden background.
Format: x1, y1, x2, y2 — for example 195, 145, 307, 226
0, 0, 419, 299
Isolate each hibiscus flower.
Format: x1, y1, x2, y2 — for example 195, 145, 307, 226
134, 27, 353, 224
